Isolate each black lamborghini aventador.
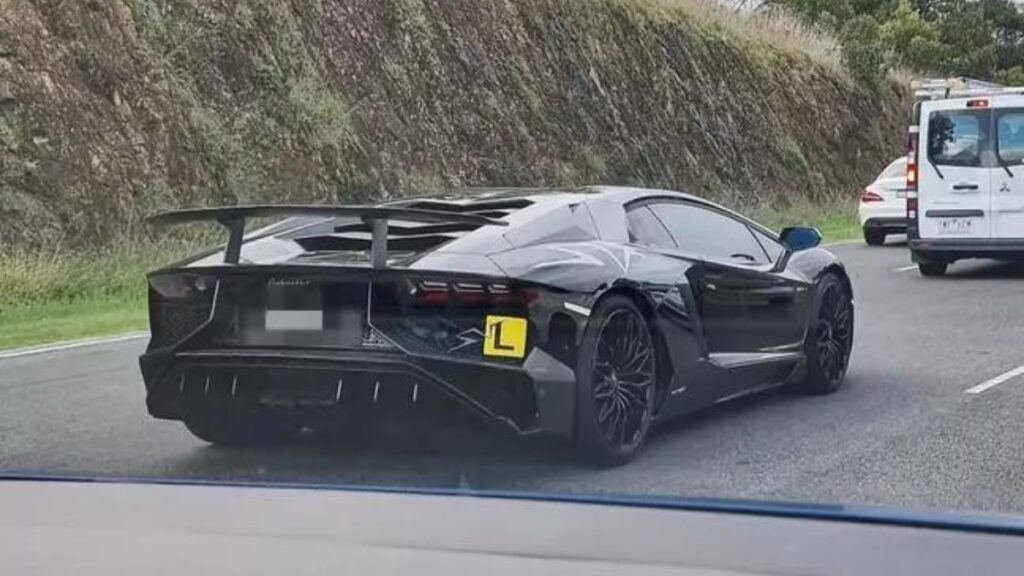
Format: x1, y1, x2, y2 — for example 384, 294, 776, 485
140, 186, 854, 465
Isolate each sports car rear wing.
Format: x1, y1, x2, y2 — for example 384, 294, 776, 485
147, 204, 509, 267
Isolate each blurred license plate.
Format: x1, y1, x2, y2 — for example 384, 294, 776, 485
937, 218, 974, 235
265, 310, 323, 331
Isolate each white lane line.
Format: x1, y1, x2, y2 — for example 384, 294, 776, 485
964, 364, 1024, 394
0, 332, 147, 361
893, 264, 918, 273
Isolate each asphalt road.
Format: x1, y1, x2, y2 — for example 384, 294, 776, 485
4, 240, 1024, 514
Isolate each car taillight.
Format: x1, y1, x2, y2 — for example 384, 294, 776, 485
407, 279, 537, 307
906, 129, 919, 221
149, 274, 217, 300
859, 189, 884, 203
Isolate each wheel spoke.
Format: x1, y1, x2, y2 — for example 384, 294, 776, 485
617, 371, 652, 385
597, 396, 616, 424
617, 383, 647, 407
594, 381, 615, 400
622, 347, 652, 373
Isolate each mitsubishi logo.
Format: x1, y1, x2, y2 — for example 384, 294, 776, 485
1000, 182, 1012, 194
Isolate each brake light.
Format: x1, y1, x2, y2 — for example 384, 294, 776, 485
149, 274, 216, 300
967, 99, 989, 108
859, 189, 884, 203
907, 130, 919, 221
407, 279, 537, 307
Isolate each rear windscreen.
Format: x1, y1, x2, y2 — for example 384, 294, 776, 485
927, 109, 990, 167
996, 109, 1024, 165
879, 158, 906, 180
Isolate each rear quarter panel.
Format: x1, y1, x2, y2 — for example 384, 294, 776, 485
490, 241, 711, 415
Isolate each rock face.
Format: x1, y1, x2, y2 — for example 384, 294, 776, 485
0, 0, 905, 247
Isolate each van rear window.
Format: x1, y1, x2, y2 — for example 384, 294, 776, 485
927, 110, 990, 167
996, 110, 1024, 165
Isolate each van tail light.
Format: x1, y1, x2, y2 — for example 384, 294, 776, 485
906, 129, 919, 221
859, 189, 884, 203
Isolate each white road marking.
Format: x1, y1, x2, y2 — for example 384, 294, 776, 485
964, 364, 1024, 394
893, 264, 919, 273
0, 332, 147, 360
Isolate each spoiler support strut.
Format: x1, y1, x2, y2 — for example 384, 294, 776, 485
368, 217, 388, 269
217, 215, 246, 265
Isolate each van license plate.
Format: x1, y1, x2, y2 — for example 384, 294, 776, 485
937, 218, 974, 235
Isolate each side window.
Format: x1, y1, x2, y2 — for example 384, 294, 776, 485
752, 228, 785, 263
626, 205, 676, 248
927, 110, 990, 167
648, 202, 768, 265
996, 110, 1024, 165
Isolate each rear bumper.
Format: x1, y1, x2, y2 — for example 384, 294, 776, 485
139, 345, 578, 439
862, 217, 907, 232
909, 238, 1024, 261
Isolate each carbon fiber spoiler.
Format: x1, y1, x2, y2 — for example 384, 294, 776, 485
147, 204, 509, 267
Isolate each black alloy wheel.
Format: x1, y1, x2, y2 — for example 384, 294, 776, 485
575, 296, 656, 466
796, 274, 853, 394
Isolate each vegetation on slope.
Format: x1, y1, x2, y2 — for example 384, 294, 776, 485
1, 0, 904, 247
0, 0, 901, 347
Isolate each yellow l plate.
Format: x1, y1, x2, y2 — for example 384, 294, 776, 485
483, 316, 527, 359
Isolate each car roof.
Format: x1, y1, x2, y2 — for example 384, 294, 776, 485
389, 185, 709, 207
382, 185, 774, 235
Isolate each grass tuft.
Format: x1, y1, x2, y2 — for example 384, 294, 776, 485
634, 0, 845, 75
0, 239, 205, 350
750, 197, 860, 241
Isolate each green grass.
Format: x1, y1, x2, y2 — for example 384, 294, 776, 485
0, 239, 203, 350
750, 198, 860, 242
0, 295, 148, 350
0, 200, 859, 350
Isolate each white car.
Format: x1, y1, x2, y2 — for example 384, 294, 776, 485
858, 157, 908, 245
909, 90, 1024, 276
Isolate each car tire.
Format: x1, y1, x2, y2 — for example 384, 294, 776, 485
574, 295, 656, 467
863, 228, 886, 246
183, 403, 299, 447
918, 261, 948, 277
794, 273, 853, 395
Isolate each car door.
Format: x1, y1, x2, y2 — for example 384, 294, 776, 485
643, 200, 806, 358
992, 102, 1024, 239
919, 104, 992, 239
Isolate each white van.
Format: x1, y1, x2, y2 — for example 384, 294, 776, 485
909, 90, 1024, 276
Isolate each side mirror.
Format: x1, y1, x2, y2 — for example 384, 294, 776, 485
779, 226, 822, 252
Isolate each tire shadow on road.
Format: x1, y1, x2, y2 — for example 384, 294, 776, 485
938, 261, 1024, 280
158, 417, 580, 490
648, 385, 800, 444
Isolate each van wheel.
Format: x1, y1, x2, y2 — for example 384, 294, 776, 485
863, 228, 886, 246
918, 261, 948, 277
